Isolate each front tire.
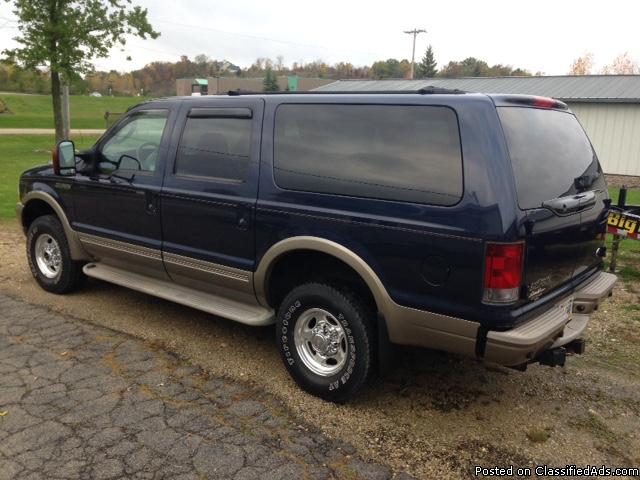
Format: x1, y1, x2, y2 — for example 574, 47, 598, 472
26, 215, 85, 294
276, 283, 374, 403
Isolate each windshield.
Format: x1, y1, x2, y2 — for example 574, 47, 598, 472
498, 107, 601, 210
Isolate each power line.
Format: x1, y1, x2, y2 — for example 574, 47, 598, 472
150, 17, 382, 58
124, 41, 186, 58
403, 28, 426, 79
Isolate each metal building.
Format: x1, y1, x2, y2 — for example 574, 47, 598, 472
176, 76, 334, 96
317, 76, 640, 177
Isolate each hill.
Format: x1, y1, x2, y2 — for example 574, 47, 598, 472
0, 93, 150, 129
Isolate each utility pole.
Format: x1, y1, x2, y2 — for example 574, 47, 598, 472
404, 28, 426, 79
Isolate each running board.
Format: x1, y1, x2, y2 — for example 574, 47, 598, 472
82, 263, 275, 326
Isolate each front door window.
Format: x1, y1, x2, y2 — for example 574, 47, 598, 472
99, 110, 168, 173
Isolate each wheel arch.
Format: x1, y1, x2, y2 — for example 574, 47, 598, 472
20, 191, 90, 261
254, 236, 393, 318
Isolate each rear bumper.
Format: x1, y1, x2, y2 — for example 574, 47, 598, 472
483, 271, 617, 366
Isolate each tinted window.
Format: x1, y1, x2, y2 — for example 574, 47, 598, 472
100, 110, 168, 173
176, 117, 251, 182
498, 107, 601, 210
273, 104, 463, 205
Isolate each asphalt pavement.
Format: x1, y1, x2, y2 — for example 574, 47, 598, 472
0, 293, 401, 479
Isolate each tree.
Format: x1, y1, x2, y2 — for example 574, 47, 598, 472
438, 57, 531, 78
263, 68, 279, 92
3, 0, 159, 141
371, 58, 409, 79
416, 45, 437, 78
568, 53, 594, 75
601, 52, 639, 74
439, 57, 489, 77
194, 54, 210, 65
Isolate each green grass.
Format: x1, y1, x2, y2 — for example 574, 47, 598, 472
606, 186, 640, 282
525, 427, 552, 443
569, 411, 621, 445
0, 93, 150, 129
0, 134, 99, 219
606, 234, 640, 284
608, 187, 640, 207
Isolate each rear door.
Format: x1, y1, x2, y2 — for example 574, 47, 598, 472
160, 98, 264, 300
498, 105, 607, 300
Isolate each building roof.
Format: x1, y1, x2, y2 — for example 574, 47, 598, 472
315, 75, 640, 103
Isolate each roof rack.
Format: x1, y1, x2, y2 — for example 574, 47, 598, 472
226, 86, 466, 96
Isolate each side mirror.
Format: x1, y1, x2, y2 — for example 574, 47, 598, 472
53, 140, 76, 175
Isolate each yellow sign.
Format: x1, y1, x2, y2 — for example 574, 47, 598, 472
608, 211, 639, 238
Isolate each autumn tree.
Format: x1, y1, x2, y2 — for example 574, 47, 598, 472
0, 61, 51, 93
3, 0, 158, 141
194, 54, 211, 65
416, 45, 437, 78
601, 52, 639, 74
439, 57, 489, 77
568, 53, 594, 75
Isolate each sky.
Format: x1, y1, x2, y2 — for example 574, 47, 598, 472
0, 0, 638, 75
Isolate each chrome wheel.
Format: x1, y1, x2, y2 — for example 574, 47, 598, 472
294, 308, 348, 377
34, 233, 62, 279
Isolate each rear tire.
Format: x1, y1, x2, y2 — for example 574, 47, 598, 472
26, 215, 85, 294
276, 282, 374, 403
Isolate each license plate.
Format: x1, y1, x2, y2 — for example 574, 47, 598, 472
559, 296, 574, 319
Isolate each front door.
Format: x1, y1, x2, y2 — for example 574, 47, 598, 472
160, 98, 264, 303
71, 107, 174, 279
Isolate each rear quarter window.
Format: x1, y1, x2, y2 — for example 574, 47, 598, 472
273, 104, 463, 205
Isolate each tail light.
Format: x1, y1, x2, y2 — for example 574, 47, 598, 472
501, 95, 568, 110
482, 242, 524, 304
531, 97, 563, 109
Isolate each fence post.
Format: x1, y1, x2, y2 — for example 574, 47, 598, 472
609, 186, 627, 273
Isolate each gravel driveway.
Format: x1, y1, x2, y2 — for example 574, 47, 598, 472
0, 293, 399, 479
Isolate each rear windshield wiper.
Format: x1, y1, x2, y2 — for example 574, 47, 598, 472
542, 191, 597, 215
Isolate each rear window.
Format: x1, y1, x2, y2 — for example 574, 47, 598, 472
273, 104, 463, 205
176, 117, 251, 182
498, 107, 601, 210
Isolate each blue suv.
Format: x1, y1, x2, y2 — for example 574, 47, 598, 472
17, 91, 617, 402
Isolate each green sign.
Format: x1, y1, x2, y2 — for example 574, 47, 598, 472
287, 75, 298, 92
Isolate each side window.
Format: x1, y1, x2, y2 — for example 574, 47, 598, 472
273, 104, 463, 206
99, 110, 169, 173
175, 116, 252, 182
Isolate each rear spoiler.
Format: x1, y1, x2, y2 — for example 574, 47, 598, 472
491, 95, 568, 110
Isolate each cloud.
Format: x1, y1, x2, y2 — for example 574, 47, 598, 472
1, 0, 638, 74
